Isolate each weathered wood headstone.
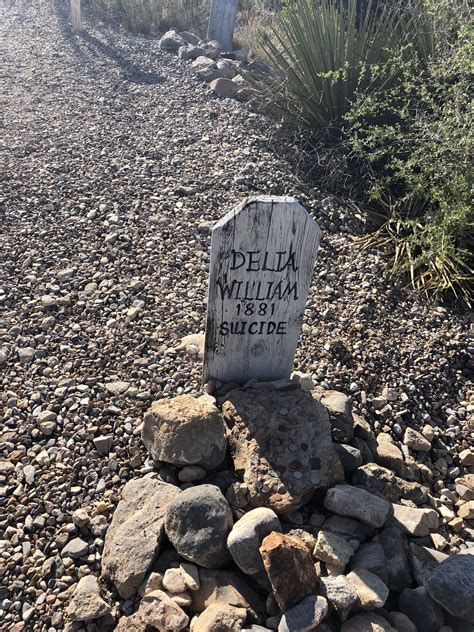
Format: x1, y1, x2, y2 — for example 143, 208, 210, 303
203, 196, 320, 384
207, 0, 239, 51
70, 0, 82, 31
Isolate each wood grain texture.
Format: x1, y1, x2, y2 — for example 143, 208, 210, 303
203, 196, 320, 384
70, 0, 82, 31
207, 0, 239, 51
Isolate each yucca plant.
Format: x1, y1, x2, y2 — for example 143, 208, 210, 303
257, 0, 433, 129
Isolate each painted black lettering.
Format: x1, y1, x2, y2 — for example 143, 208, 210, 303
276, 322, 287, 334
216, 280, 242, 299
230, 250, 245, 270
219, 322, 229, 335
281, 251, 299, 272
285, 282, 299, 299
248, 322, 259, 334
256, 282, 266, 300
247, 251, 260, 271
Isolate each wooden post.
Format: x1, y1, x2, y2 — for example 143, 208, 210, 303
207, 0, 239, 51
202, 196, 320, 384
70, 0, 82, 31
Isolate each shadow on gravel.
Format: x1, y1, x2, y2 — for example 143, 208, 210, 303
79, 31, 167, 85
52, 0, 166, 85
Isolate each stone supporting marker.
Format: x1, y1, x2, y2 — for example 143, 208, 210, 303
207, 0, 239, 51
203, 196, 320, 384
70, 0, 82, 31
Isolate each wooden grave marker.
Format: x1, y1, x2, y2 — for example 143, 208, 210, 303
70, 0, 82, 31
207, 0, 239, 51
203, 196, 320, 384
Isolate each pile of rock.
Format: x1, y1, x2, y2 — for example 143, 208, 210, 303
158, 28, 253, 101
64, 379, 473, 631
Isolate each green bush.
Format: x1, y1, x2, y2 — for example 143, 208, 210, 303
257, 0, 472, 303
344, 3, 473, 303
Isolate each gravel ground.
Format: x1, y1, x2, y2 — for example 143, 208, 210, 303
1, 0, 472, 630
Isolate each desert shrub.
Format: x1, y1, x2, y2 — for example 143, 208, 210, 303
87, 0, 278, 41
86, 0, 210, 35
235, 1, 281, 58
344, 2, 473, 303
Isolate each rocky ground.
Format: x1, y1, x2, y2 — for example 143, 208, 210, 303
1, 0, 473, 630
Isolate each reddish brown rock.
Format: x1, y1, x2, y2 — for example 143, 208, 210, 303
260, 531, 319, 612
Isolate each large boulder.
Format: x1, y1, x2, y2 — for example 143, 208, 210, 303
374, 436, 404, 476
221, 388, 343, 514
427, 551, 474, 623
178, 45, 207, 61
101, 477, 180, 598
403, 427, 431, 452
142, 395, 227, 470
209, 78, 239, 99
165, 485, 233, 568
353, 463, 428, 505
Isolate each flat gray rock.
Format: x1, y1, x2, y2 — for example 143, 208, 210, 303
61, 537, 89, 559
313, 530, 354, 568
278, 595, 328, 632
341, 613, 396, 631
324, 484, 392, 528
66, 575, 111, 622
390, 504, 439, 536
101, 477, 180, 598
346, 569, 389, 609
